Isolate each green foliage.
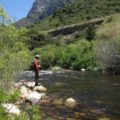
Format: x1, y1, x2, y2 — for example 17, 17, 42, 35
96, 14, 120, 40
31, 0, 120, 31
0, 89, 20, 103
0, 5, 8, 24
95, 37, 120, 73
0, 105, 8, 120
27, 30, 55, 49
32, 40, 96, 70
0, 25, 31, 90
6, 90, 20, 103
31, 105, 41, 120
0, 89, 42, 120
85, 25, 96, 41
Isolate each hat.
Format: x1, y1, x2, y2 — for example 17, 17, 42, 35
35, 55, 40, 58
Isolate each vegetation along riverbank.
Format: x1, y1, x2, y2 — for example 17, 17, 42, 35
0, 0, 120, 119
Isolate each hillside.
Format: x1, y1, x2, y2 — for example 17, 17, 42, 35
15, 0, 74, 28
96, 14, 120, 40
32, 0, 120, 31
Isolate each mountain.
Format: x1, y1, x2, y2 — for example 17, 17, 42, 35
32, 0, 120, 31
15, 0, 74, 28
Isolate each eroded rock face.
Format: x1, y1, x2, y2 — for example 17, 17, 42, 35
28, 0, 74, 20
15, 0, 74, 27
2, 103, 20, 116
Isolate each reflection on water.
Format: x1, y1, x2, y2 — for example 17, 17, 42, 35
21, 70, 120, 119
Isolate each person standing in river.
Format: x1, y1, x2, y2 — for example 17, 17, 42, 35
33, 55, 41, 86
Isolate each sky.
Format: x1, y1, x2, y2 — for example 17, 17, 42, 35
0, 0, 35, 21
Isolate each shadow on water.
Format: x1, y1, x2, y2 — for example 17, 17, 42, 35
19, 70, 120, 120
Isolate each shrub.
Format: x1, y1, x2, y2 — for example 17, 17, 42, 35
0, 25, 31, 90
32, 40, 97, 70
95, 38, 120, 73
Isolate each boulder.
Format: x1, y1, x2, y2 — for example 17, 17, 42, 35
26, 91, 42, 104
33, 85, 47, 92
13, 82, 22, 89
40, 93, 46, 98
23, 82, 35, 88
64, 98, 77, 108
53, 99, 63, 106
40, 99, 51, 104
81, 68, 86, 72
51, 66, 62, 71
2, 103, 20, 116
20, 86, 29, 99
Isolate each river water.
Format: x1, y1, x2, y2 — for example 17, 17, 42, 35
20, 70, 120, 120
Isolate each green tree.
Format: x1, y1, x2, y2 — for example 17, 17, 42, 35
0, 5, 8, 25
85, 25, 96, 41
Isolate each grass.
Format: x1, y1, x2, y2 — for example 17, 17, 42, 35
96, 13, 120, 40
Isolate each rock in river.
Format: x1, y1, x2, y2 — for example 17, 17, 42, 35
33, 85, 47, 92
23, 82, 35, 89
81, 68, 86, 72
64, 98, 77, 108
26, 91, 42, 104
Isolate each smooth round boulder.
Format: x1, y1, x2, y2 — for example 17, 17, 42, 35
33, 85, 47, 92
20, 86, 29, 99
64, 98, 77, 108
26, 91, 42, 104
81, 68, 86, 72
23, 82, 35, 89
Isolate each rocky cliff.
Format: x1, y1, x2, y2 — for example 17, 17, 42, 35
15, 0, 74, 28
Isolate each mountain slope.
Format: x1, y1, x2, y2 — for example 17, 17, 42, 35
15, 0, 74, 28
32, 0, 120, 31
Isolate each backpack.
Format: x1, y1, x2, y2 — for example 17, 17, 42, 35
30, 61, 35, 71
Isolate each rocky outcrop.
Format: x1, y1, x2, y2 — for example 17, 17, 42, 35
28, 0, 74, 20
15, 0, 74, 28
48, 18, 104, 36
14, 17, 35, 28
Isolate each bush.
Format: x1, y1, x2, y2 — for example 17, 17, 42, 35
85, 25, 96, 41
95, 38, 120, 73
32, 40, 97, 70
0, 25, 31, 90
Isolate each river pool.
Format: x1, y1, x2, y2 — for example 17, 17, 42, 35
20, 70, 120, 120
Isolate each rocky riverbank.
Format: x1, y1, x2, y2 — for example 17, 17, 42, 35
1, 70, 118, 120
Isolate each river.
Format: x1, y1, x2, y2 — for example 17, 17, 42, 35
20, 70, 120, 120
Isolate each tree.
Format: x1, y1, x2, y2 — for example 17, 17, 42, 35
85, 25, 96, 41
0, 5, 8, 25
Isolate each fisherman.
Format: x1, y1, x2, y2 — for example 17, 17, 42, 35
33, 55, 41, 86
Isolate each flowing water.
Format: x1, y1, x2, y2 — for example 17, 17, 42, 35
20, 70, 120, 120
